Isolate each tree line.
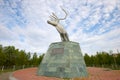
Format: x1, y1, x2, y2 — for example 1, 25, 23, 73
0, 44, 120, 69
84, 51, 120, 69
0, 45, 44, 68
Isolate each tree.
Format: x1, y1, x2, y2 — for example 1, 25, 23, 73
84, 53, 91, 66
31, 53, 38, 66
0, 45, 6, 66
116, 54, 120, 65
38, 54, 45, 65
0, 44, 44, 67
91, 55, 95, 66
2, 46, 16, 66
17, 50, 27, 66
26, 52, 31, 65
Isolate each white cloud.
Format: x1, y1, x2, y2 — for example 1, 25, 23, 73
0, 25, 18, 40
80, 27, 120, 54
0, 0, 120, 55
102, 0, 117, 13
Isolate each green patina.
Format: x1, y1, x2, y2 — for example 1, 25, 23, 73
37, 41, 88, 78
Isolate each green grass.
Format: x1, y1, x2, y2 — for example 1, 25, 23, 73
0, 69, 13, 74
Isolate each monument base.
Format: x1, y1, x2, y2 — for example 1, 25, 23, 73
37, 41, 88, 78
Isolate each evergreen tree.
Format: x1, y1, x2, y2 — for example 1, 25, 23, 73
38, 54, 44, 65
32, 53, 38, 66
84, 53, 91, 66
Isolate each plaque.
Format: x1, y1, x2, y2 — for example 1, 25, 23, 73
51, 48, 64, 55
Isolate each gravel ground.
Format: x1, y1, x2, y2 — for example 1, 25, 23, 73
0, 67, 120, 80
13, 67, 120, 80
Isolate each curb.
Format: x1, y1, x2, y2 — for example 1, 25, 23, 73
9, 72, 18, 80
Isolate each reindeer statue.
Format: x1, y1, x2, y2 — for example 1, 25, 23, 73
47, 7, 70, 42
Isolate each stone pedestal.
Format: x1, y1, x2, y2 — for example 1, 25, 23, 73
37, 41, 88, 78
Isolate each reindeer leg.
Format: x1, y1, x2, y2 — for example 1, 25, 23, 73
65, 33, 70, 41
62, 33, 67, 41
60, 33, 64, 41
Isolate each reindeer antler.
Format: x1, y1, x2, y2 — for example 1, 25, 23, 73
49, 7, 68, 22
58, 6, 68, 20
50, 13, 58, 20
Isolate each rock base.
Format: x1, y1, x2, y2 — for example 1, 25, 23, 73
37, 41, 88, 78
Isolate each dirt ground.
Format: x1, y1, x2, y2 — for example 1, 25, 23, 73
13, 67, 120, 80
0, 67, 120, 80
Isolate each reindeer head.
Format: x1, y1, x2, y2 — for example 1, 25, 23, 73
47, 7, 68, 27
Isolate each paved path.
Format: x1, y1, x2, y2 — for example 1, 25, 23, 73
0, 72, 12, 80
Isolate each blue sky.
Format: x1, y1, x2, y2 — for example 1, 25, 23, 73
0, 0, 120, 55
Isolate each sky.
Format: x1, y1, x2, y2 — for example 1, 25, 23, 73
0, 0, 120, 55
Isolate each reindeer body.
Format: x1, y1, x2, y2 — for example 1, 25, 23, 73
47, 20, 69, 41
47, 7, 70, 41
55, 24, 66, 33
